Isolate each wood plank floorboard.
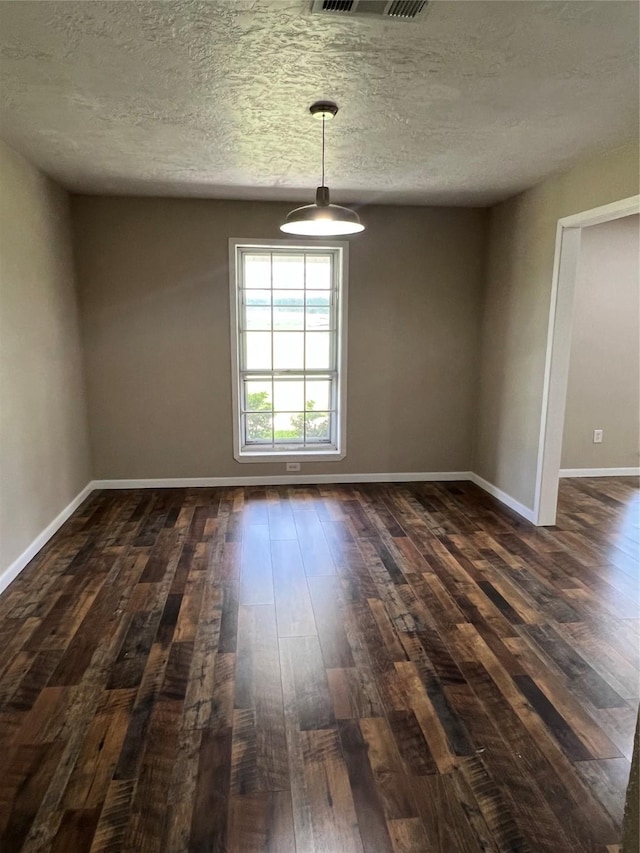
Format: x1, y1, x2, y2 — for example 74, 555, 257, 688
0, 478, 638, 851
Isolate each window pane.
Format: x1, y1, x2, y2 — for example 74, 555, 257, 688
273, 307, 304, 331
244, 380, 272, 412
273, 290, 304, 330
246, 290, 271, 307
246, 412, 273, 442
274, 379, 304, 412
244, 254, 271, 288
306, 292, 331, 330
305, 332, 332, 369
273, 332, 304, 369
274, 412, 304, 442
245, 290, 271, 330
305, 379, 331, 412
245, 332, 272, 369
305, 411, 331, 441
305, 255, 332, 289
245, 306, 271, 330
273, 254, 304, 289
273, 290, 304, 308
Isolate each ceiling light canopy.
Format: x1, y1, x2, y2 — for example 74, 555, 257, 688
280, 101, 364, 238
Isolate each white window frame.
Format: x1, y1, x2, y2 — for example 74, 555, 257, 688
229, 238, 348, 463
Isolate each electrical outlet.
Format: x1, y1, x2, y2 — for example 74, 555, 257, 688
593, 429, 603, 444
286, 462, 301, 472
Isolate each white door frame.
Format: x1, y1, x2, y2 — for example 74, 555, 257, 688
533, 194, 640, 526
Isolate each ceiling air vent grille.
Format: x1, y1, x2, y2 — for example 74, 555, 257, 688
322, 0, 355, 11
312, 0, 429, 21
387, 0, 427, 18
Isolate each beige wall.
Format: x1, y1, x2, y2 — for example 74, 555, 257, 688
71, 198, 487, 479
561, 214, 639, 470
0, 141, 91, 577
474, 141, 640, 509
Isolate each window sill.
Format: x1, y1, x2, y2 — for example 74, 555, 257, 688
235, 448, 345, 464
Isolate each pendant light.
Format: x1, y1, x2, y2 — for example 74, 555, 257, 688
280, 101, 365, 237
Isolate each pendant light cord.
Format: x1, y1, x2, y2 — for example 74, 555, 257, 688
321, 116, 325, 187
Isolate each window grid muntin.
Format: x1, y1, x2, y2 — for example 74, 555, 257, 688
238, 247, 340, 451
303, 255, 306, 445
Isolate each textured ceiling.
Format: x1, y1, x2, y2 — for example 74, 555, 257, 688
0, 0, 638, 206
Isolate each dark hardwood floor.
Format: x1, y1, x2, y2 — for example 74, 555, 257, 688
0, 477, 638, 852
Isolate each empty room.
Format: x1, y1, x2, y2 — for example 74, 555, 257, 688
1, 1, 639, 851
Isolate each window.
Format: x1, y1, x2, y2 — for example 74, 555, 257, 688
230, 239, 347, 461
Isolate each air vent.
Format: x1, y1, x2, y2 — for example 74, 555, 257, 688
322, 0, 354, 11
387, 0, 426, 18
311, 0, 428, 21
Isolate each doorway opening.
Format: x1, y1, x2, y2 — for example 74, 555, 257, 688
534, 194, 640, 526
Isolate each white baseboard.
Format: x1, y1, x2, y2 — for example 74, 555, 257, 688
92, 471, 473, 489
1, 469, 540, 598
559, 467, 640, 478
0, 481, 95, 596
468, 473, 536, 523
93, 472, 537, 524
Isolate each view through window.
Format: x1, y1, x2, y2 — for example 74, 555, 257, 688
231, 243, 346, 458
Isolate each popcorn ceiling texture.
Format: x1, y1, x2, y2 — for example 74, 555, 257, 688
0, 0, 637, 205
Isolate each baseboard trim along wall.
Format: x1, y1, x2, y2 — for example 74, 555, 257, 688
92, 472, 536, 522
467, 472, 537, 524
91, 471, 473, 489
0, 469, 543, 597
0, 481, 94, 596
559, 467, 640, 478
10, 465, 640, 597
